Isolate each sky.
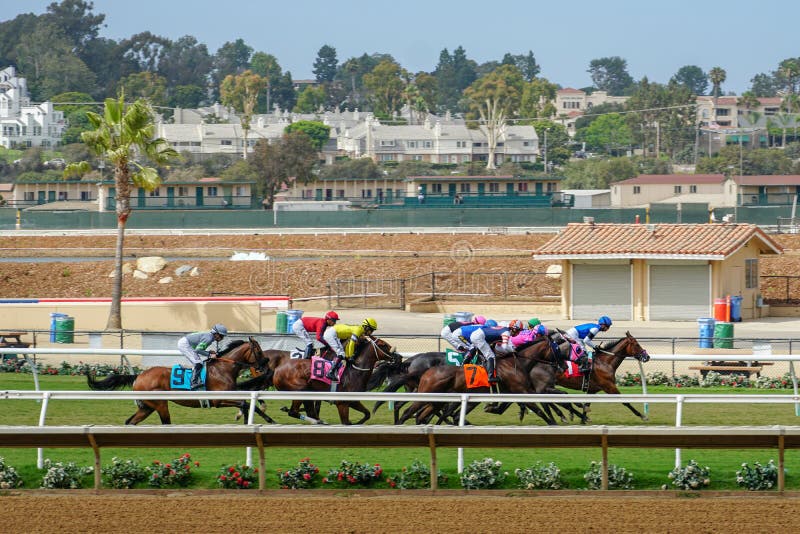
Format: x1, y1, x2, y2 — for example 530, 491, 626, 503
8, 0, 800, 94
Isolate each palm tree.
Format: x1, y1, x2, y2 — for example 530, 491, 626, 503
709, 67, 727, 101
64, 94, 178, 330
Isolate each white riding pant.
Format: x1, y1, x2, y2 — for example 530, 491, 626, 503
292, 319, 313, 346
178, 337, 203, 365
469, 329, 495, 361
322, 327, 346, 358
441, 325, 466, 350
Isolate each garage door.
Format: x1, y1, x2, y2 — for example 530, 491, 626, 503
572, 263, 631, 320
649, 264, 710, 320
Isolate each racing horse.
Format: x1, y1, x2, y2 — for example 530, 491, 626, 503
271, 336, 401, 424
87, 337, 274, 424
368, 351, 447, 424
396, 338, 566, 426
491, 331, 651, 422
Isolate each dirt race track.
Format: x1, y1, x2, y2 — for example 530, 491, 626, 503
2, 492, 800, 533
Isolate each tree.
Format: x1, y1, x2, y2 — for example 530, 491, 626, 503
119, 31, 170, 72
220, 71, 267, 159
587, 56, 634, 96
562, 157, 637, 189
250, 52, 282, 112
211, 39, 253, 99
313, 44, 338, 83
434, 46, 477, 113
249, 132, 318, 208
501, 51, 540, 81
519, 77, 558, 119
709, 67, 727, 101
318, 157, 382, 180
464, 65, 524, 170
750, 72, 780, 97
285, 120, 331, 150
43, 0, 105, 56
530, 120, 571, 166
575, 113, 633, 155
63, 94, 178, 329
293, 85, 327, 113
778, 58, 800, 96
51, 91, 95, 144
170, 85, 205, 108
117, 71, 168, 107
670, 65, 708, 96
157, 35, 212, 89
363, 59, 405, 117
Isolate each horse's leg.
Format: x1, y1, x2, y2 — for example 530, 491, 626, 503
398, 401, 424, 424
153, 401, 171, 425
335, 402, 352, 425
125, 403, 155, 425
523, 402, 556, 425
346, 401, 371, 425
250, 402, 276, 424
484, 401, 512, 415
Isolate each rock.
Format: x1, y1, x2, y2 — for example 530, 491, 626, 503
546, 264, 563, 279
133, 270, 148, 280
189, 267, 200, 277
174, 265, 193, 277
136, 256, 166, 274
158, 276, 173, 284
122, 263, 134, 275
230, 251, 270, 261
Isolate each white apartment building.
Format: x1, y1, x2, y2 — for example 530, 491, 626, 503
0, 66, 66, 149
553, 88, 629, 136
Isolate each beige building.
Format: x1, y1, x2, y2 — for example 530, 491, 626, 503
553, 88, 629, 136
534, 223, 782, 321
610, 174, 731, 208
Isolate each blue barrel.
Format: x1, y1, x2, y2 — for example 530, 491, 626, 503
730, 295, 743, 322
454, 311, 473, 323
49, 312, 68, 342
697, 317, 715, 348
285, 309, 304, 334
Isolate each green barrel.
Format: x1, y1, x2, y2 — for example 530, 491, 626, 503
54, 316, 75, 344
442, 314, 456, 326
275, 311, 287, 334
713, 321, 734, 349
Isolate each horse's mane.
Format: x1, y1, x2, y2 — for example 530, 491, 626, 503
217, 339, 246, 356
597, 337, 627, 351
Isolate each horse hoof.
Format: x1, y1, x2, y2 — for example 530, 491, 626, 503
280, 406, 289, 412
641, 416, 650, 422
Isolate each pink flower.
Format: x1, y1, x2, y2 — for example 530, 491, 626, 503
322, 477, 329, 483
303, 473, 311, 481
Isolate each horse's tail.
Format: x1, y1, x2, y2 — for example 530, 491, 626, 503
236, 371, 273, 391
87, 373, 137, 391
366, 360, 396, 391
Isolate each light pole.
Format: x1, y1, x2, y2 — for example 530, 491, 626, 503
543, 128, 549, 174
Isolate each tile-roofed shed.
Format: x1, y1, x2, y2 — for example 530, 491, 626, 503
534, 223, 782, 260
614, 174, 726, 185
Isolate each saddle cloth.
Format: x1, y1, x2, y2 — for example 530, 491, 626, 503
170, 365, 207, 390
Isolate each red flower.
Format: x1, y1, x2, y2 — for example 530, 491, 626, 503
233, 472, 240, 478
229, 467, 236, 473
220, 475, 227, 481
243, 480, 250, 487
390, 481, 396, 488
194, 461, 200, 467
322, 477, 329, 483
303, 473, 311, 481
337, 473, 343, 481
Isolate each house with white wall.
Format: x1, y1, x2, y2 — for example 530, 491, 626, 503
0, 66, 66, 149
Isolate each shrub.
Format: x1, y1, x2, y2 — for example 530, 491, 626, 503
147, 453, 197, 488
40, 459, 93, 489
102, 457, 148, 489
736, 460, 778, 491
277, 458, 320, 489
218, 464, 258, 489
515, 461, 564, 490
584, 461, 634, 490
324, 460, 382, 487
0, 457, 23, 489
460, 458, 507, 490
386, 460, 448, 489
664, 459, 710, 490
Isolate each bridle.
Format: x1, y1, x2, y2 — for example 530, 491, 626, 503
350, 337, 400, 372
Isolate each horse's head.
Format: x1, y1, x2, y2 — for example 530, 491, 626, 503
245, 336, 270, 372
356, 336, 401, 366
607, 331, 649, 363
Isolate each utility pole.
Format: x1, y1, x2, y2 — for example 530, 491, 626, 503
543, 128, 549, 174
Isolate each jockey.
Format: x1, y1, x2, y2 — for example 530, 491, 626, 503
292, 310, 339, 358
508, 322, 548, 348
495, 319, 525, 355
469, 320, 522, 384
177, 323, 227, 390
564, 315, 612, 373
527, 318, 541, 329
322, 317, 378, 381
440, 314, 486, 353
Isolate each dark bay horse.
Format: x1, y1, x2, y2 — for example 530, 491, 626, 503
556, 331, 650, 420
368, 351, 447, 424
87, 337, 273, 425
397, 339, 563, 425
271, 336, 401, 425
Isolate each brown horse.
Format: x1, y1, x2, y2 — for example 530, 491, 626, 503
87, 337, 273, 424
271, 336, 400, 425
397, 339, 564, 425
556, 331, 650, 420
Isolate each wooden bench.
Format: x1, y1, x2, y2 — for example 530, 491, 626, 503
688, 361, 774, 378
0, 332, 30, 366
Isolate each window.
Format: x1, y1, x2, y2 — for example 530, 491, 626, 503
460, 184, 471, 193
207, 186, 218, 197
456, 141, 466, 148
517, 182, 528, 192
431, 183, 442, 193
413, 155, 423, 161
745, 259, 758, 289
407, 140, 417, 148
24, 192, 34, 201
178, 186, 189, 197
633, 186, 641, 194
674, 185, 682, 194
523, 141, 530, 146
715, 108, 730, 116
423, 140, 432, 148
361, 189, 372, 198
149, 188, 161, 197
234, 186, 246, 197
336, 189, 345, 198
380, 154, 395, 161
220, 140, 232, 145
489, 183, 499, 193
80, 191, 91, 201
380, 140, 395, 147
57, 191, 67, 200
690, 185, 697, 193
461, 155, 470, 162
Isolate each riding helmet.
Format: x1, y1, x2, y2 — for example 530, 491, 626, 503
362, 318, 378, 330
325, 311, 340, 321
211, 324, 228, 336
598, 315, 613, 327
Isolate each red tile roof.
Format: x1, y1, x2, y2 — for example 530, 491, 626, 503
558, 88, 585, 94
534, 223, 782, 259
715, 97, 738, 105
614, 174, 726, 185
0, 183, 13, 192
757, 97, 782, 106
734, 175, 800, 186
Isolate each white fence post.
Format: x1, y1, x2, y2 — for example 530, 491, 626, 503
457, 394, 469, 474
674, 394, 684, 469
37, 391, 50, 469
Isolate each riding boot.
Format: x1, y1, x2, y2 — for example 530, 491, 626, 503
326, 356, 342, 381
578, 354, 592, 375
190, 363, 204, 390
486, 358, 498, 384
304, 343, 314, 359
